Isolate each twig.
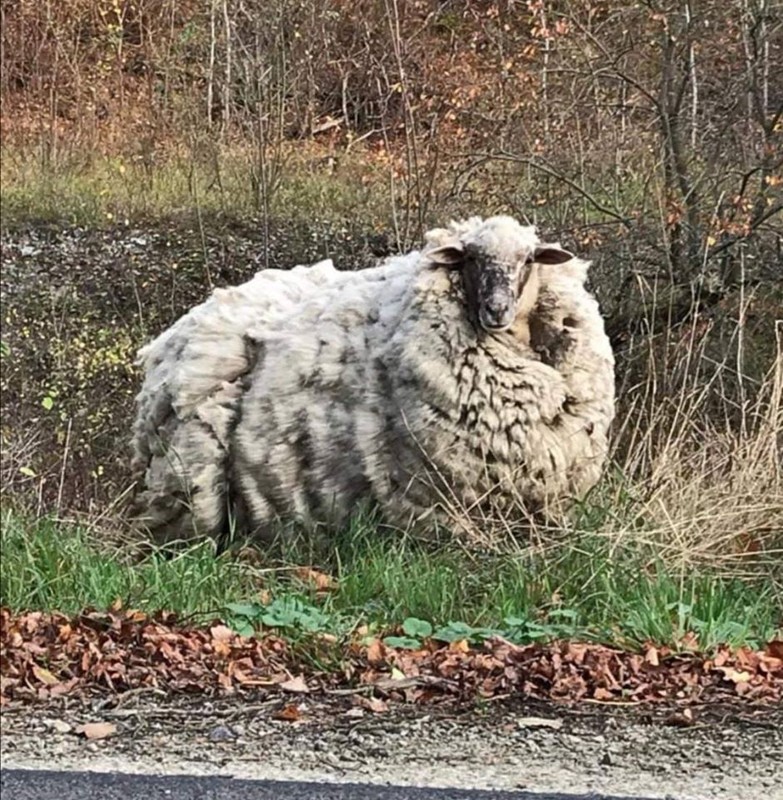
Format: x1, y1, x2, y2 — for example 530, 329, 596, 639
55, 417, 72, 517
324, 686, 376, 696
467, 151, 634, 228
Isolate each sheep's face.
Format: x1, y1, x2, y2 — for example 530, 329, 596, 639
428, 221, 573, 333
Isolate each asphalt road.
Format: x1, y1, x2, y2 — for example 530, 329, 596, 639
0, 770, 660, 800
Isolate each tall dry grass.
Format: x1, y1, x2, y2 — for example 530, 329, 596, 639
608, 315, 782, 572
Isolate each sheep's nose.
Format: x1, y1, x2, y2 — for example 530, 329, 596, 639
485, 293, 507, 317
481, 293, 514, 330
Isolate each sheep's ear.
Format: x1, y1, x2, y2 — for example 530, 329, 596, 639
533, 243, 573, 264
428, 243, 464, 267
424, 227, 455, 248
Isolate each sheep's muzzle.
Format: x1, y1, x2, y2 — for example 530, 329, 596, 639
477, 268, 516, 331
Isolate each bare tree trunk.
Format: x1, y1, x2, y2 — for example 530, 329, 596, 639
222, 0, 232, 134
207, 0, 217, 125
685, 1, 698, 151
384, 0, 423, 247
539, 0, 551, 139
658, 10, 702, 277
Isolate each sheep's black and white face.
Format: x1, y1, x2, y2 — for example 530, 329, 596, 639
428, 218, 573, 333
464, 245, 533, 331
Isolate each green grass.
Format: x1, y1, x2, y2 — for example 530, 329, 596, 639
0, 143, 391, 230
0, 511, 262, 619
2, 507, 779, 653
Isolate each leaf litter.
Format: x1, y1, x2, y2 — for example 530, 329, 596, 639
1, 608, 781, 710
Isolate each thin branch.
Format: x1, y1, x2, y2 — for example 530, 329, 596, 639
565, 14, 661, 111
707, 202, 783, 260
469, 151, 634, 228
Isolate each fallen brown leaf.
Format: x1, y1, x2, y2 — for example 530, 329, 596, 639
716, 667, 751, 684
294, 567, 337, 592
258, 589, 272, 605
210, 624, 234, 642
273, 703, 303, 722
236, 546, 264, 566
644, 645, 659, 667
32, 665, 59, 686
679, 631, 699, 651
2, 608, 781, 709
76, 722, 117, 740
366, 638, 386, 666
765, 640, 783, 660
279, 674, 309, 693
49, 679, 78, 697
713, 649, 730, 668
356, 694, 389, 713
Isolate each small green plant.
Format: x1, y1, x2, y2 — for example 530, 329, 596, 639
402, 616, 433, 638
380, 614, 586, 650
433, 621, 501, 643
41, 388, 58, 411
383, 616, 434, 648
226, 597, 335, 637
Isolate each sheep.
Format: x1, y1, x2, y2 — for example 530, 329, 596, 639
129, 215, 615, 545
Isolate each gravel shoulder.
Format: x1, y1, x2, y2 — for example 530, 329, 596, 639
2, 695, 780, 800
